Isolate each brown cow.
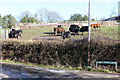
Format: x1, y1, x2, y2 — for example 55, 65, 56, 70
54, 27, 65, 36
91, 23, 101, 29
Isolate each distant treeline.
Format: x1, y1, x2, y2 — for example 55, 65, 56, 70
0, 8, 95, 29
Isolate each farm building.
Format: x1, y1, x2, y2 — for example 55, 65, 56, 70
102, 1, 120, 22
102, 16, 120, 21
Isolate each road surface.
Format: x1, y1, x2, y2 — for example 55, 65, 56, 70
0, 62, 119, 79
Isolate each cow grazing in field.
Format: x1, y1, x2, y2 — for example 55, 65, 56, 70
62, 31, 71, 40
69, 24, 80, 34
54, 25, 65, 35
91, 23, 101, 29
80, 26, 88, 35
9, 29, 22, 39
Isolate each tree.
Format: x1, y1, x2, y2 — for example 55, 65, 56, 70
2, 15, 16, 28
21, 15, 29, 23
48, 11, 64, 22
19, 11, 39, 23
35, 8, 64, 23
82, 15, 88, 21
91, 18, 95, 21
7, 15, 16, 28
0, 14, 2, 26
19, 11, 32, 20
2, 16, 8, 28
109, 9, 117, 17
20, 15, 39, 23
35, 8, 49, 22
69, 13, 83, 21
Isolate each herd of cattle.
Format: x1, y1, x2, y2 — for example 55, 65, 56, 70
54, 23, 102, 40
8, 23, 102, 40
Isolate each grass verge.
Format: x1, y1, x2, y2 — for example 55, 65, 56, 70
1, 59, 82, 70
1, 59, 119, 73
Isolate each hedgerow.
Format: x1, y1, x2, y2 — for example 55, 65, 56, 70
1, 39, 120, 69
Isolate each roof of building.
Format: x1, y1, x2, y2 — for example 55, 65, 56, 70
102, 16, 120, 21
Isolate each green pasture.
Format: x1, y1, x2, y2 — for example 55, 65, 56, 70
21, 26, 70, 40
21, 26, 119, 40
0, 26, 119, 40
91, 26, 119, 40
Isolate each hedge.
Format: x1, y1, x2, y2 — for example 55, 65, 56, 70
1, 39, 120, 68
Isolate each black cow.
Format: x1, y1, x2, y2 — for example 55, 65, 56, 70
62, 31, 71, 40
80, 26, 88, 35
9, 29, 22, 38
69, 24, 80, 34
57, 25, 62, 28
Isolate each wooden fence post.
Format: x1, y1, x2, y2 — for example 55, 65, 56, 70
2, 28, 9, 39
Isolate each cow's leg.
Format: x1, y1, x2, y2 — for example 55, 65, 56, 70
15, 34, 18, 39
81, 32, 83, 36
9, 33, 12, 38
20, 34, 22, 39
12, 33, 16, 38
18, 33, 22, 39
17, 33, 20, 39
62, 35, 66, 40
68, 32, 71, 39
54, 30, 57, 36
61, 31, 65, 36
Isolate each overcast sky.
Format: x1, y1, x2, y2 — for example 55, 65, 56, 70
0, 0, 119, 20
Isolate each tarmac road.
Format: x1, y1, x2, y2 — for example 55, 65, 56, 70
0, 62, 120, 79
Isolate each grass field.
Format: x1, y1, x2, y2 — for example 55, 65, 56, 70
21, 25, 119, 40
91, 26, 119, 40
21, 26, 85, 40
0, 25, 119, 41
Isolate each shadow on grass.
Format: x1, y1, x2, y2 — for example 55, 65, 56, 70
44, 32, 55, 35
